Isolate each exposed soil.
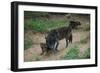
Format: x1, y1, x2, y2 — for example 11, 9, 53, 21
24, 14, 90, 62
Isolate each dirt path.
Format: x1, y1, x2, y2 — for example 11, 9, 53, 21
24, 14, 90, 62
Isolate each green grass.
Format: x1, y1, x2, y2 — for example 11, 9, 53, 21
80, 36, 90, 44
63, 47, 90, 60
82, 48, 90, 59
84, 25, 90, 31
32, 54, 41, 61
24, 18, 69, 32
24, 37, 33, 50
63, 47, 80, 59
80, 38, 87, 44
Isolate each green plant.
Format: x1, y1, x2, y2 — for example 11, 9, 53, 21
31, 53, 41, 61
80, 39, 87, 44
82, 48, 90, 59
24, 37, 33, 50
24, 16, 69, 32
63, 47, 80, 59
63, 47, 90, 60
84, 26, 90, 31
80, 36, 90, 44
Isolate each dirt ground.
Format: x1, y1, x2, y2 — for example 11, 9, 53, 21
24, 14, 90, 62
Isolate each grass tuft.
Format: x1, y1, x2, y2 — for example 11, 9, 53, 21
63, 47, 90, 60
82, 48, 90, 59
24, 37, 33, 50
24, 18, 69, 32
63, 47, 80, 59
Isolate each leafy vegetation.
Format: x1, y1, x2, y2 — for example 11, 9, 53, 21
24, 37, 33, 50
24, 11, 69, 32
80, 36, 90, 44
82, 48, 90, 59
24, 18, 69, 32
63, 47, 90, 59
84, 25, 90, 31
63, 47, 80, 59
